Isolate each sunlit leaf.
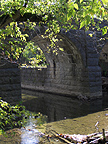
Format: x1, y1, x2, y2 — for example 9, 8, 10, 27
101, 27, 108, 35
80, 0, 83, 3
80, 21, 85, 29
74, 3, 78, 10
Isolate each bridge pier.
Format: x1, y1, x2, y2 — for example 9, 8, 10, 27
0, 59, 21, 104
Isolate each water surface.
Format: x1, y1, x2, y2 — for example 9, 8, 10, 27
1, 90, 108, 144
22, 89, 106, 122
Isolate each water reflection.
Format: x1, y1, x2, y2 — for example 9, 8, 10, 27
22, 89, 108, 122
1, 90, 108, 144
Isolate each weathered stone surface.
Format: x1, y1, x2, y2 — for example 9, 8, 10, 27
0, 59, 21, 104
2, 23, 106, 101
20, 26, 104, 99
21, 64, 102, 99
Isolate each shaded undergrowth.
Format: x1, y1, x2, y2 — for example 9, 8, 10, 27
0, 98, 30, 135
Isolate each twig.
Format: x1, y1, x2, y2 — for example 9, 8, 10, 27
89, 137, 101, 143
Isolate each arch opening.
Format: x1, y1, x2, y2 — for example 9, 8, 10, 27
20, 43, 47, 68
21, 27, 102, 99
21, 33, 88, 98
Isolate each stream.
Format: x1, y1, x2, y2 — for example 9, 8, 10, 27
20, 116, 39, 144
1, 89, 108, 144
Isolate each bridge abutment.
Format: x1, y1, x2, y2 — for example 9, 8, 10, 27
0, 59, 21, 104
21, 28, 102, 99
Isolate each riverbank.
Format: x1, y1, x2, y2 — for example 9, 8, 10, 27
1, 90, 108, 144
36, 109, 108, 143
38, 109, 108, 135
1, 107, 108, 143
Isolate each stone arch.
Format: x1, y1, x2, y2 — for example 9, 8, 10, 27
26, 26, 85, 66
21, 26, 102, 99
30, 32, 84, 81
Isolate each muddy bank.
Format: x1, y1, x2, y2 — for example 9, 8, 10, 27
0, 128, 21, 144
38, 110, 108, 135
1, 109, 108, 144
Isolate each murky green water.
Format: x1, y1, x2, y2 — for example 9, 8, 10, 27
1, 90, 108, 144
22, 89, 104, 122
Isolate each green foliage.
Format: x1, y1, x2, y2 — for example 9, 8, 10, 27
0, 0, 108, 61
0, 0, 108, 136
0, 99, 30, 135
21, 42, 47, 67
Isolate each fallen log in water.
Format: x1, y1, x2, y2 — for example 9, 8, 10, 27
40, 129, 108, 143
21, 124, 108, 143
57, 130, 108, 143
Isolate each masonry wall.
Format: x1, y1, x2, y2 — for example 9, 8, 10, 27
0, 59, 21, 104
21, 64, 102, 100
21, 66, 83, 97
21, 27, 102, 100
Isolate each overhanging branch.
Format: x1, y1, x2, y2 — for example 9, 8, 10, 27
0, 10, 54, 28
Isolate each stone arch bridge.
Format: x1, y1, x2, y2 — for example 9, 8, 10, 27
21, 25, 108, 100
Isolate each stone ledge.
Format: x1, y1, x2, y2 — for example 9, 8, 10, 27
21, 84, 102, 100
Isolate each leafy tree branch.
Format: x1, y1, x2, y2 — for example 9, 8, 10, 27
0, 0, 108, 61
